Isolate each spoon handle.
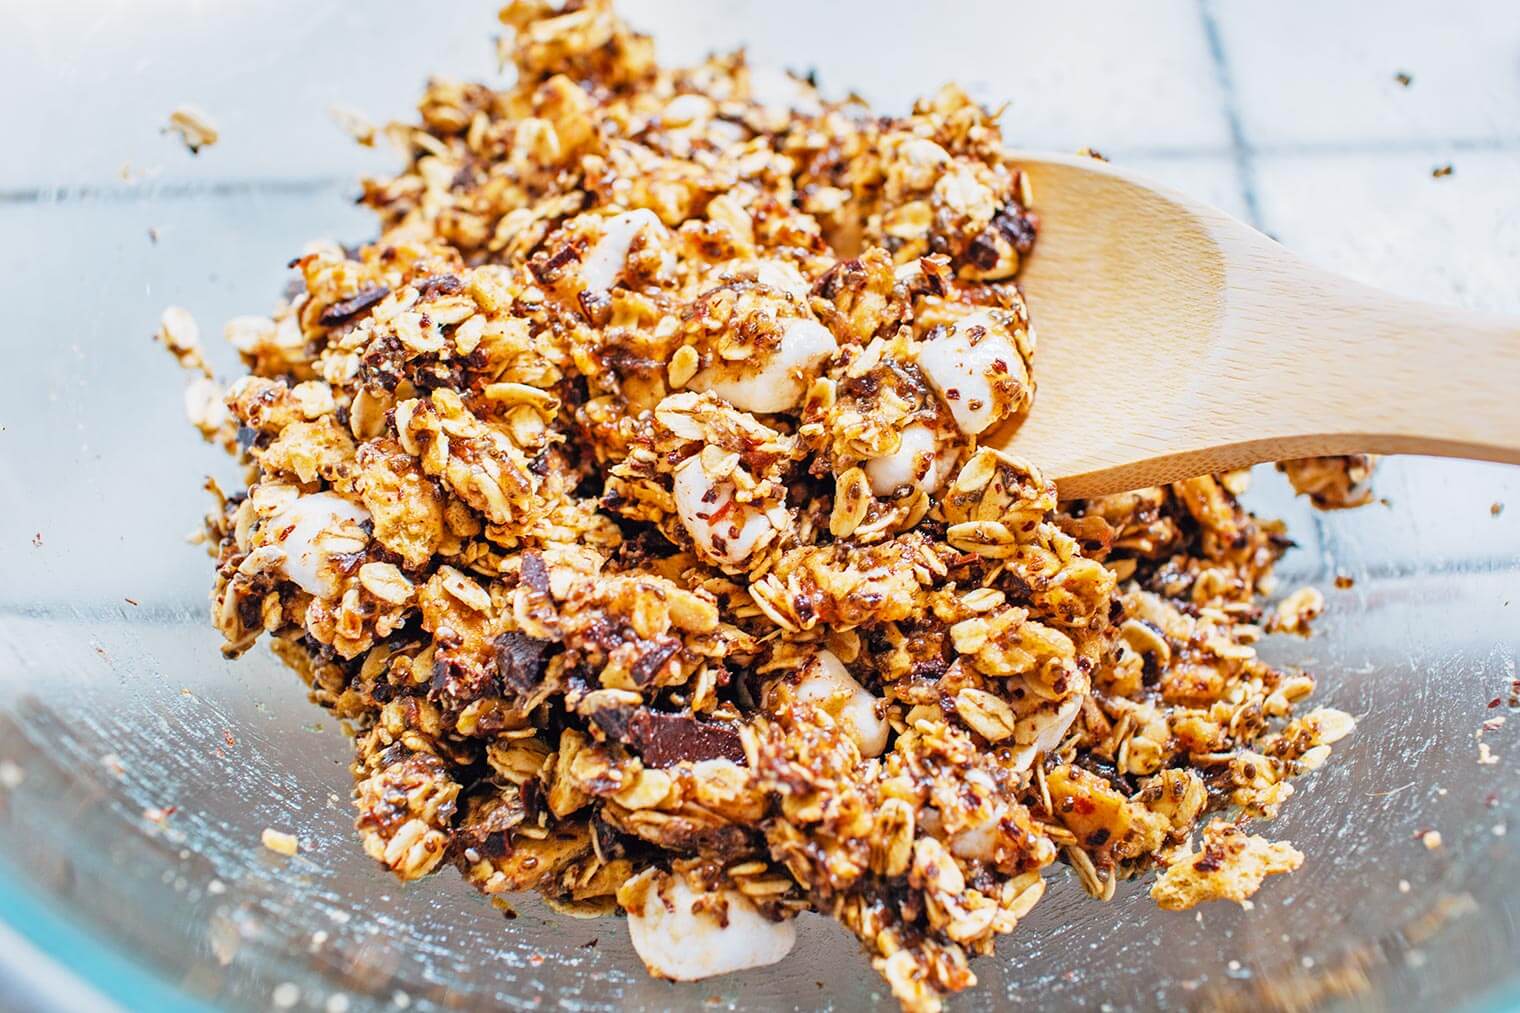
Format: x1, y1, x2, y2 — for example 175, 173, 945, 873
1219, 242, 1520, 467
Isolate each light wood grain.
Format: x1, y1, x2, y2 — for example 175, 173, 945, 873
991, 152, 1520, 500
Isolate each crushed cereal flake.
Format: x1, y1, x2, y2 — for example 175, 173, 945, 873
1150, 822, 1304, 911
165, 3, 1378, 1009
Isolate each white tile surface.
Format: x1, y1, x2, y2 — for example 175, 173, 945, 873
3, 1, 1232, 192
1254, 150, 1520, 312
1209, 0, 1520, 148
620, 0, 1232, 152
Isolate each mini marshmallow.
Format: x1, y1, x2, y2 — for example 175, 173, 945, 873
697, 317, 837, 414
916, 309, 1023, 435
865, 423, 951, 497
581, 209, 669, 295
672, 457, 774, 565
627, 873, 796, 981
265, 492, 371, 597
794, 649, 890, 757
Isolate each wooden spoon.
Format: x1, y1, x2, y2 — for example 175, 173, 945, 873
991, 152, 1520, 500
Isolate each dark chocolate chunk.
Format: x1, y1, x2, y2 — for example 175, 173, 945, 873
493, 632, 551, 695
993, 204, 1039, 255
626, 710, 745, 767
629, 639, 680, 687
414, 274, 463, 300
318, 285, 390, 327
588, 703, 634, 741
520, 552, 550, 594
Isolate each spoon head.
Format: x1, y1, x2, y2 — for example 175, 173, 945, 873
992, 153, 1241, 498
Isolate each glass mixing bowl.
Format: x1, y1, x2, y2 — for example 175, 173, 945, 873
3, 2, 1518, 1009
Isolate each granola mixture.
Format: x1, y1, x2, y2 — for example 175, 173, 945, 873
171, 3, 1363, 1009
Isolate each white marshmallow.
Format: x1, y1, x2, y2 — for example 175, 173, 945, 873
864, 423, 950, 498
916, 309, 1022, 435
794, 650, 889, 757
627, 873, 796, 981
697, 318, 836, 414
265, 493, 370, 597
581, 209, 668, 295
753, 260, 811, 302
672, 457, 774, 566
746, 66, 824, 117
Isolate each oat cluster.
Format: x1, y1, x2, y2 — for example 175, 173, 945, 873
173, 3, 1362, 1008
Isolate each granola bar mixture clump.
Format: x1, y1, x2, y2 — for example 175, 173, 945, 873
174, 3, 1361, 1009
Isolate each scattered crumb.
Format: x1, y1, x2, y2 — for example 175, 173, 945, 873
164, 105, 219, 154
156, 306, 213, 378
329, 104, 378, 147
491, 896, 517, 919
1394, 70, 1413, 87
1398, 879, 1411, 893
528, 953, 544, 967
1421, 830, 1443, 850
1333, 574, 1354, 590
1483, 715, 1507, 732
1494, 824, 1508, 837
271, 982, 300, 1009
101, 753, 126, 778
0, 762, 24, 790
579, 937, 599, 948
124, 597, 139, 607
261, 827, 300, 856
1269, 586, 1324, 636
147, 227, 161, 244
1478, 742, 1498, 765
207, 879, 227, 895
1076, 147, 1108, 162
1492, 501, 1504, 517
31, 532, 42, 548
310, 930, 329, 949
1431, 163, 1454, 179
391, 991, 412, 1010
145, 805, 178, 824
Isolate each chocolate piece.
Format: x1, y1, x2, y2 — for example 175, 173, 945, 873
414, 274, 463, 299
494, 632, 551, 695
629, 639, 680, 687
318, 285, 390, 326
626, 709, 745, 767
520, 551, 550, 594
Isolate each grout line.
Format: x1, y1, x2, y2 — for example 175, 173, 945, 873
0, 176, 353, 206
1197, 0, 1263, 229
